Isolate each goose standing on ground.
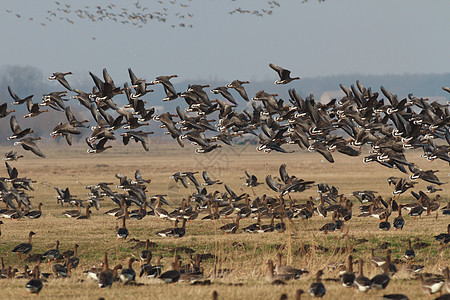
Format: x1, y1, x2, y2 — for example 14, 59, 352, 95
98, 252, 118, 288
63, 202, 82, 218
43, 240, 61, 262
219, 216, 240, 234
269, 63, 300, 84
419, 274, 445, 296
444, 267, 450, 293
393, 205, 405, 230
24, 203, 42, 219
371, 250, 391, 290
66, 244, 80, 269
117, 216, 129, 240
340, 255, 355, 287
404, 239, 415, 263
266, 259, 290, 282
77, 205, 91, 220
370, 248, 385, 267
119, 258, 136, 284
139, 239, 152, 266
12, 231, 35, 259
379, 214, 391, 231
308, 270, 326, 297
159, 258, 180, 283
354, 259, 371, 292
274, 252, 307, 279
25, 265, 43, 295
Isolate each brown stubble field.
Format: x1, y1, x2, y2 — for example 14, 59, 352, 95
0, 142, 448, 299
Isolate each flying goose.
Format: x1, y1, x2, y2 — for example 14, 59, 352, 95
8, 86, 33, 105
0, 103, 15, 118
8, 116, 34, 140
48, 72, 73, 90
226, 80, 250, 102
14, 137, 45, 158
269, 63, 300, 84
86, 137, 112, 154
3, 150, 23, 161
24, 98, 48, 118
159, 257, 181, 283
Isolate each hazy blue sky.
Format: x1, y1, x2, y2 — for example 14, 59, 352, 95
1, 0, 450, 83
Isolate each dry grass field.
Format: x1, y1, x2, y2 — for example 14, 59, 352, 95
0, 142, 448, 299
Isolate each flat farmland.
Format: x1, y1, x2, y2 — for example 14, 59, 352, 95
0, 143, 448, 299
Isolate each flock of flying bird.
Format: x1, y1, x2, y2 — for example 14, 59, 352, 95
1, 62, 449, 166
0, 62, 448, 298
6, 0, 288, 30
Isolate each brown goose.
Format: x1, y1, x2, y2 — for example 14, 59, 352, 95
275, 252, 307, 278
266, 259, 293, 282
24, 98, 48, 118
139, 239, 152, 266
269, 63, 300, 84
340, 255, 355, 287
354, 259, 371, 292
308, 270, 326, 297
8, 116, 34, 140
25, 265, 43, 295
63, 202, 81, 218
117, 216, 129, 240
393, 204, 405, 230
226, 80, 250, 101
370, 248, 385, 267
98, 253, 120, 288
0, 103, 15, 118
119, 258, 136, 284
8, 86, 33, 105
419, 274, 444, 296
12, 231, 35, 259
86, 137, 112, 154
77, 205, 91, 220
24, 203, 42, 219
371, 250, 391, 290
14, 137, 45, 158
159, 257, 180, 283
444, 267, 450, 293
43, 240, 61, 262
48, 72, 73, 91
219, 216, 240, 234
404, 239, 415, 263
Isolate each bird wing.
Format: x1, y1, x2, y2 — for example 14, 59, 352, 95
9, 115, 21, 134
265, 175, 281, 193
